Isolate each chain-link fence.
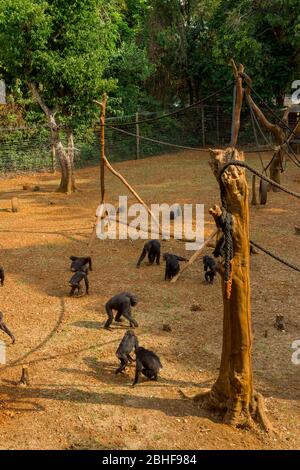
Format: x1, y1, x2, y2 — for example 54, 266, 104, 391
0, 100, 277, 175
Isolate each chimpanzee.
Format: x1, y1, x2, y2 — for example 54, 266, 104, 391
0, 311, 15, 344
104, 292, 138, 329
0, 266, 4, 286
115, 330, 139, 374
136, 240, 161, 268
70, 256, 92, 272
203, 255, 217, 284
170, 205, 182, 220
69, 268, 89, 296
132, 346, 162, 386
163, 253, 187, 280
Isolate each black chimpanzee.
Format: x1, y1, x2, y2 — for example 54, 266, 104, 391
132, 346, 162, 386
70, 256, 92, 272
0, 266, 4, 286
203, 255, 217, 284
104, 292, 138, 329
69, 268, 89, 296
163, 253, 187, 280
0, 311, 15, 344
136, 240, 161, 268
115, 330, 139, 374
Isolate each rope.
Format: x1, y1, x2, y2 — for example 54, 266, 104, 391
250, 241, 300, 273
105, 83, 234, 127
247, 95, 267, 172
108, 126, 208, 152
219, 160, 300, 200
249, 85, 297, 137
109, 125, 277, 154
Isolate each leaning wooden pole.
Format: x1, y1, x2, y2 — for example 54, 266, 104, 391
230, 59, 244, 147
170, 228, 219, 283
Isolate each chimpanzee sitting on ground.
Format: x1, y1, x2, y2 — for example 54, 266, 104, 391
0, 311, 15, 344
70, 256, 92, 272
136, 240, 161, 268
0, 266, 4, 286
132, 346, 162, 386
203, 255, 217, 284
69, 268, 89, 297
115, 330, 139, 374
163, 253, 187, 280
104, 292, 138, 329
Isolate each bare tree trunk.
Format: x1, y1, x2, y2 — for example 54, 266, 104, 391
28, 82, 76, 194
185, 147, 273, 432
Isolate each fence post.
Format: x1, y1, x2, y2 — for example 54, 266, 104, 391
201, 106, 205, 147
136, 111, 140, 160
216, 104, 220, 144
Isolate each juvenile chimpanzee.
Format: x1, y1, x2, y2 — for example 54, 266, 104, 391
163, 253, 187, 280
132, 346, 162, 386
70, 256, 92, 272
0, 311, 15, 344
203, 255, 217, 284
136, 240, 161, 268
104, 292, 138, 329
69, 268, 89, 296
115, 330, 139, 374
170, 205, 182, 220
0, 266, 4, 286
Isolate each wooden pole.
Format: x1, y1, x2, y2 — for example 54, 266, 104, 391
216, 104, 220, 144
136, 111, 140, 160
170, 228, 219, 283
230, 59, 244, 147
251, 175, 258, 205
103, 155, 161, 231
201, 106, 206, 147
100, 93, 107, 204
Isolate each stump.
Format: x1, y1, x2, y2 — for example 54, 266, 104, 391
19, 366, 30, 386
11, 197, 19, 213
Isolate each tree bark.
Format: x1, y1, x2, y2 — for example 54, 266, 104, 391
182, 147, 273, 431
28, 82, 76, 194
205, 147, 254, 427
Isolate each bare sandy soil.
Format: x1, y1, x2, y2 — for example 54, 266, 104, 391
0, 150, 299, 450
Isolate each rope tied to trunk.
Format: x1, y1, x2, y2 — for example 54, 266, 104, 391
214, 208, 234, 300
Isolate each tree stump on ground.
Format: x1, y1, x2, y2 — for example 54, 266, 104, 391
11, 197, 19, 213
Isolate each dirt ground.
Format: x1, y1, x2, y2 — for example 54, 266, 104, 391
0, 150, 299, 450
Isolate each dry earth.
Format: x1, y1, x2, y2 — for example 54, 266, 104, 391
0, 150, 299, 449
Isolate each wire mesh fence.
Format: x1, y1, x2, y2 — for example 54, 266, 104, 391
0, 100, 278, 175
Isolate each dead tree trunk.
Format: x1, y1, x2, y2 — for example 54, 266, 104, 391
187, 147, 273, 432
28, 82, 76, 194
